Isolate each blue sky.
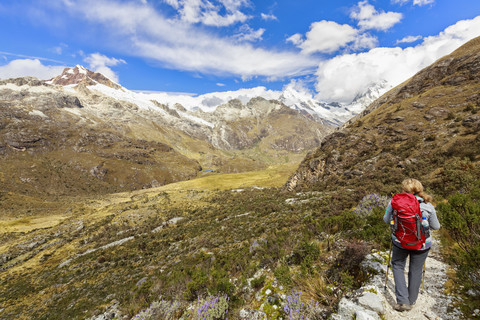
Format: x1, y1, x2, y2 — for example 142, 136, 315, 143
1, 0, 480, 103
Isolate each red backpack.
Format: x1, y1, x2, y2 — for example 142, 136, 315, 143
391, 193, 425, 250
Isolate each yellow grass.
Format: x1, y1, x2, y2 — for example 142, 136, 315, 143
154, 163, 297, 192
0, 215, 68, 233
85, 163, 296, 206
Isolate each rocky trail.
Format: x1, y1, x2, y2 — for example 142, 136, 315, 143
332, 234, 463, 320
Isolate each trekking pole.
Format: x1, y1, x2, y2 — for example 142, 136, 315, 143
421, 258, 426, 293
384, 241, 392, 290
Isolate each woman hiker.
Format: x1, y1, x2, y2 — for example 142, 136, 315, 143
384, 178, 441, 312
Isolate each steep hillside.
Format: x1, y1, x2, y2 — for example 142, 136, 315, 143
285, 36, 480, 194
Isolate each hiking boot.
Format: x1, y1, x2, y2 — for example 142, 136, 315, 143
394, 304, 412, 312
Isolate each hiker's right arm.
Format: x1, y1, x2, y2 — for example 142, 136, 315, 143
383, 201, 393, 224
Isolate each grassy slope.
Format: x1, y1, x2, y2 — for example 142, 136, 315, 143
2, 163, 330, 319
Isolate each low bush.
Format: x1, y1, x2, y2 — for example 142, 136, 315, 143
290, 240, 321, 275
184, 271, 209, 301
274, 264, 293, 289
328, 241, 369, 290
437, 183, 480, 315
251, 275, 266, 290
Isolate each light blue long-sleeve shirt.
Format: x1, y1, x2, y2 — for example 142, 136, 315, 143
384, 195, 441, 250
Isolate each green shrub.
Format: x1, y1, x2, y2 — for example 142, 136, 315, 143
317, 210, 360, 234
290, 241, 321, 275
211, 270, 235, 297
339, 271, 355, 290
274, 265, 293, 288
251, 275, 266, 289
437, 184, 480, 315
357, 207, 391, 249
431, 157, 480, 197
184, 271, 209, 301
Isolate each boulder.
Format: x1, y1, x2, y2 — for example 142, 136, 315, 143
330, 298, 381, 320
358, 291, 385, 314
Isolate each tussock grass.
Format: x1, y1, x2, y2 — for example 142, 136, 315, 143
0, 215, 67, 233
154, 163, 298, 192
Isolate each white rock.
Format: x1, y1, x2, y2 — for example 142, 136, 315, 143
358, 291, 385, 314
356, 310, 379, 320
334, 298, 381, 320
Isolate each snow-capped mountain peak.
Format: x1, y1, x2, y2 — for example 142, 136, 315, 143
47, 65, 122, 89
346, 80, 392, 115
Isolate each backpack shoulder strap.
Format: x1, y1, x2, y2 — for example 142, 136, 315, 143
415, 195, 424, 204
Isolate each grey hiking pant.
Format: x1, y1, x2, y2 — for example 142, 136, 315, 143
391, 244, 430, 305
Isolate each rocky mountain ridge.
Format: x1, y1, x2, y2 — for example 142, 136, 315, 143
44, 66, 335, 152
47, 65, 122, 89
50, 65, 384, 126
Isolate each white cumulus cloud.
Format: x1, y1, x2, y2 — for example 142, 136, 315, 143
299, 20, 359, 54
314, 15, 480, 103
351, 1, 403, 31
396, 35, 422, 44
292, 2, 398, 54
0, 59, 65, 80
261, 13, 277, 21
84, 53, 126, 82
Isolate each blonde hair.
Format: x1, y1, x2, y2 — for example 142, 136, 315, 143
402, 178, 433, 203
